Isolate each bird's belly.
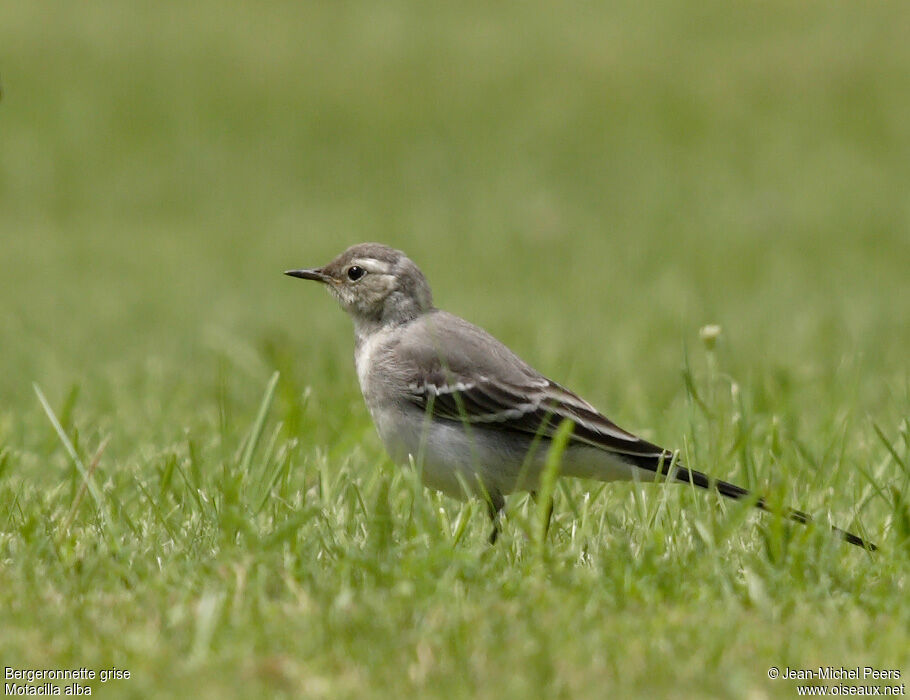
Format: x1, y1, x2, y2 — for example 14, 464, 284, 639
370, 404, 643, 499
372, 406, 537, 499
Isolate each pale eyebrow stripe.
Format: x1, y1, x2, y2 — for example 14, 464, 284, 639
351, 258, 392, 274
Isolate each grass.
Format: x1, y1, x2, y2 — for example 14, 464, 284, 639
1, 0, 909, 697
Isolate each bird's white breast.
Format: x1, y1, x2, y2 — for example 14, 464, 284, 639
354, 326, 395, 399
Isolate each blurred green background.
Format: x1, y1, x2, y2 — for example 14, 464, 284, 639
1, 1, 908, 697
3, 0, 907, 407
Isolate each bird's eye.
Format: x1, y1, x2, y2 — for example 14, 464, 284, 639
346, 265, 366, 281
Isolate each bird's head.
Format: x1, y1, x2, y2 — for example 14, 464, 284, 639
285, 243, 434, 328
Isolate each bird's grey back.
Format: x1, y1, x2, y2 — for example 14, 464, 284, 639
356, 310, 539, 408
394, 310, 541, 387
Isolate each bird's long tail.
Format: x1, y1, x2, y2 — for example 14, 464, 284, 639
625, 452, 876, 551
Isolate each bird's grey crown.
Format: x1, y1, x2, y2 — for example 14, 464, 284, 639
321, 242, 409, 272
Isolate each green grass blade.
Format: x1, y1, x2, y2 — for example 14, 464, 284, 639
871, 419, 908, 477
240, 371, 280, 477
33, 383, 118, 544
535, 418, 573, 553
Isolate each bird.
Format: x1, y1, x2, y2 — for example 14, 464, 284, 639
285, 243, 875, 550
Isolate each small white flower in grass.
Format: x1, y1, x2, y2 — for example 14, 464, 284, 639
699, 324, 722, 350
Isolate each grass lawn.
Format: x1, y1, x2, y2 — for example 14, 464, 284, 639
1, 1, 908, 697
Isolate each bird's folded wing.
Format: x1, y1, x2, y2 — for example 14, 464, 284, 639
406, 371, 668, 459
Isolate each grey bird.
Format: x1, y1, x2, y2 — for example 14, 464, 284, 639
285, 243, 874, 550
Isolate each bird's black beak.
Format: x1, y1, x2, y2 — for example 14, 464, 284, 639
284, 268, 330, 283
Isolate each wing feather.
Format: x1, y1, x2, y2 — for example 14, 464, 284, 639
407, 372, 668, 459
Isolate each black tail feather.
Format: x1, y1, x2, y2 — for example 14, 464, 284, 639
627, 453, 877, 551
